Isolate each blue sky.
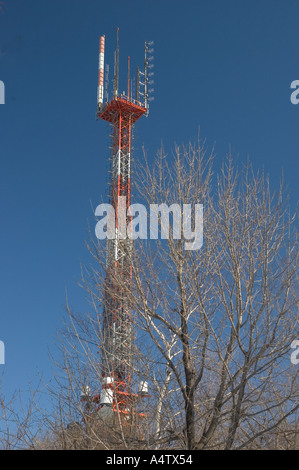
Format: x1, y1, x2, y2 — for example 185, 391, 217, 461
0, 0, 298, 399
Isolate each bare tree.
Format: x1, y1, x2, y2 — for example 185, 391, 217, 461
38, 140, 298, 450
107, 142, 298, 449
0, 376, 45, 449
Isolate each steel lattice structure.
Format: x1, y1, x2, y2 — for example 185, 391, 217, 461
90, 29, 153, 419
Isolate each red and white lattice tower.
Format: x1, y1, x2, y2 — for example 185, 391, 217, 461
91, 29, 153, 421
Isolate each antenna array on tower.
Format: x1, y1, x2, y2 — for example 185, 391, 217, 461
97, 31, 154, 117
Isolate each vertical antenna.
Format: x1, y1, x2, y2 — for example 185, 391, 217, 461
144, 41, 154, 116
136, 66, 140, 103
127, 56, 130, 99
97, 35, 105, 109
113, 27, 119, 99
144, 41, 148, 112
104, 64, 109, 103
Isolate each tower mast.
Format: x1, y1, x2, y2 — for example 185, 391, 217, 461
93, 29, 150, 423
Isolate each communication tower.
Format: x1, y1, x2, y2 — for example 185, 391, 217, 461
87, 29, 153, 424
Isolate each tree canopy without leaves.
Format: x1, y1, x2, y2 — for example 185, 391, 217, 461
68, 141, 298, 450
1, 140, 297, 450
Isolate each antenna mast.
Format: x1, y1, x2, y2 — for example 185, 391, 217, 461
89, 28, 152, 428
113, 27, 119, 99
97, 35, 105, 108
